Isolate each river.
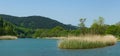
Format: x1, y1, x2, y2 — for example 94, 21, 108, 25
0, 38, 120, 56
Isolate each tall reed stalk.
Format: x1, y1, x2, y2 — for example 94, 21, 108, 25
58, 35, 117, 49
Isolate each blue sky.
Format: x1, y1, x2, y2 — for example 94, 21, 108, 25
0, 0, 120, 27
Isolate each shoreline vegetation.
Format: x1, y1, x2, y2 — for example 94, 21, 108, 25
36, 36, 120, 42
0, 15, 120, 49
58, 35, 117, 49
117, 38, 120, 41
42, 37, 67, 40
0, 36, 17, 40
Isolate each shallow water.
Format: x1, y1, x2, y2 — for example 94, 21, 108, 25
0, 38, 120, 56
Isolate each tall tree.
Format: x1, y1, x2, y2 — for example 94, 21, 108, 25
98, 17, 104, 26
90, 17, 106, 35
0, 17, 4, 35
79, 18, 86, 28
78, 18, 87, 35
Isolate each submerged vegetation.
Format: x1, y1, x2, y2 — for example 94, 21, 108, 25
58, 35, 117, 49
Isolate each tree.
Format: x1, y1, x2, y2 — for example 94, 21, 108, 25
90, 17, 106, 35
33, 29, 45, 38
68, 30, 81, 36
0, 17, 4, 35
106, 25, 120, 37
49, 26, 65, 37
98, 17, 104, 26
78, 18, 86, 28
33, 26, 66, 38
116, 21, 120, 26
78, 18, 87, 35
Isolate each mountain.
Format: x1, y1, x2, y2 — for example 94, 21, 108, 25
0, 14, 76, 30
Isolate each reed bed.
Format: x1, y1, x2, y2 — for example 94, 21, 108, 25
58, 35, 117, 49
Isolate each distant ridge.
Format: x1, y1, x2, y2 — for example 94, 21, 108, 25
0, 14, 76, 30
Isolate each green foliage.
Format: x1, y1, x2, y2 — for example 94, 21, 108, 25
0, 17, 17, 36
78, 18, 86, 28
90, 17, 107, 35
0, 14, 76, 30
33, 26, 68, 38
33, 29, 46, 38
1, 14, 120, 39
0, 16, 33, 37
116, 21, 120, 26
33, 17, 120, 38
78, 18, 86, 35
15, 27, 34, 38
106, 25, 120, 37
49, 26, 64, 37
68, 30, 81, 36
0, 17, 4, 35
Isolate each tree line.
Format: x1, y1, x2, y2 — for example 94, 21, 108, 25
33, 17, 120, 38
0, 16, 120, 38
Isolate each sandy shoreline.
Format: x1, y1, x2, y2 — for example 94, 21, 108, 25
0, 36, 18, 40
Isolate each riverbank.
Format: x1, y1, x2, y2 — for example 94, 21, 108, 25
37, 36, 120, 41
117, 39, 120, 41
0, 36, 18, 40
58, 35, 117, 49
42, 37, 67, 40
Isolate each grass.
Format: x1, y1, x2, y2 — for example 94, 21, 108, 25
58, 35, 117, 49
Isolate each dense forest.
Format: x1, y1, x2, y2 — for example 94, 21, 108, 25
0, 14, 76, 30
33, 17, 120, 38
0, 17, 17, 36
0, 14, 120, 38
0, 17, 33, 37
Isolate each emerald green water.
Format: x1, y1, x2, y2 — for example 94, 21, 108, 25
0, 38, 120, 56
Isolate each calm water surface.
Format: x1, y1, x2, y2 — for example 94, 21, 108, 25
0, 38, 120, 56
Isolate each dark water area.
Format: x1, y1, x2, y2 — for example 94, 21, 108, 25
0, 38, 120, 56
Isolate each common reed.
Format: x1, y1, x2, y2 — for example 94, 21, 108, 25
58, 35, 117, 49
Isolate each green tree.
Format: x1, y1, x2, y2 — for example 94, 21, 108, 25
33, 29, 45, 37
106, 25, 120, 37
90, 17, 106, 35
49, 26, 65, 37
116, 21, 120, 26
78, 18, 87, 35
0, 17, 4, 35
98, 17, 104, 26
33, 26, 66, 38
78, 18, 86, 29
68, 30, 81, 36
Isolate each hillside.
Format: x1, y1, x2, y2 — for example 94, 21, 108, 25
0, 14, 76, 29
0, 17, 34, 37
0, 17, 17, 36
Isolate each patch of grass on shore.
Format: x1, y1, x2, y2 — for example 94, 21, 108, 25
58, 35, 117, 49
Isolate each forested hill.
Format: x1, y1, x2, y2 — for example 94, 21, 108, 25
0, 17, 17, 36
0, 14, 76, 29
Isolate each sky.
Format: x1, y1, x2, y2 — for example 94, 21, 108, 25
0, 0, 120, 27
